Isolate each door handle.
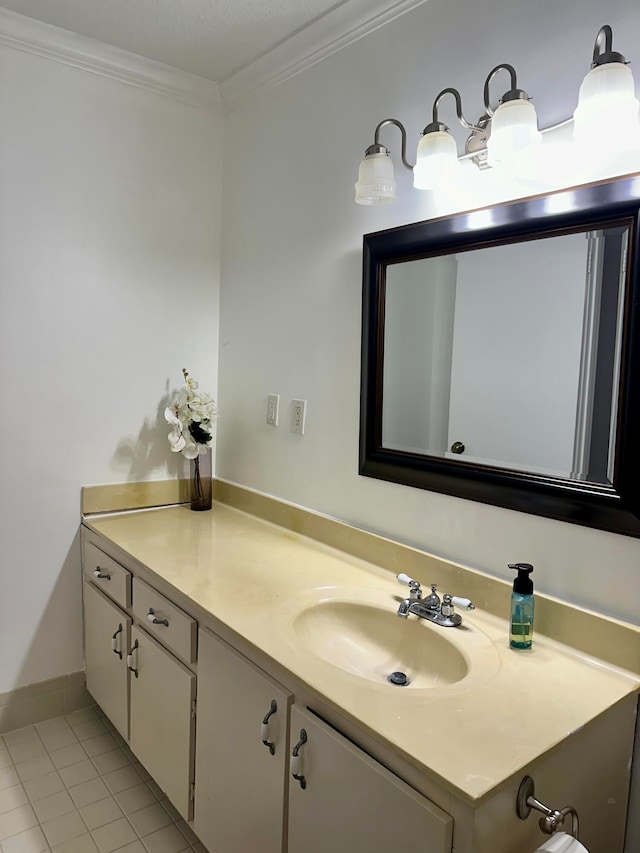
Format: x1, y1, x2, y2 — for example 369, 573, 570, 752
261, 700, 278, 755
291, 728, 307, 789
126, 639, 139, 678
111, 624, 123, 659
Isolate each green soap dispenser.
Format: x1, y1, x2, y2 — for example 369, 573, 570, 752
509, 562, 534, 650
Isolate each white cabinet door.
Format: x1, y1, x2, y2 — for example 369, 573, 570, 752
194, 628, 292, 853
128, 625, 196, 821
84, 582, 130, 741
288, 706, 453, 853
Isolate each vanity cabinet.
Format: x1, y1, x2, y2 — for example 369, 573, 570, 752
194, 628, 293, 853
287, 705, 453, 853
83, 582, 131, 741
128, 625, 196, 821
82, 536, 197, 824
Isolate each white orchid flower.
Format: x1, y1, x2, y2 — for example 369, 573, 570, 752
166, 370, 218, 459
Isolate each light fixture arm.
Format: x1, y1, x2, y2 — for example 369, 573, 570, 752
429, 87, 482, 132
483, 63, 527, 116
591, 24, 626, 67
370, 119, 413, 170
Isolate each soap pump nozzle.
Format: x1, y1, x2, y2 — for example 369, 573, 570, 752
508, 562, 534, 595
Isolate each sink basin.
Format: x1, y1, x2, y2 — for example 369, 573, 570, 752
293, 599, 470, 689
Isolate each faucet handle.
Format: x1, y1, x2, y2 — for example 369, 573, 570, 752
396, 574, 422, 600
451, 596, 475, 611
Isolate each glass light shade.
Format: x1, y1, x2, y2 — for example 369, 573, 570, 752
573, 62, 640, 151
354, 152, 396, 204
413, 131, 460, 190
486, 98, 542, 169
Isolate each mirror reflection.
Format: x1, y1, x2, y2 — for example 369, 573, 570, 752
382, 226, 628, 484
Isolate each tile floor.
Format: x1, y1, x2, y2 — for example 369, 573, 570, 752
0, 706, 207, 853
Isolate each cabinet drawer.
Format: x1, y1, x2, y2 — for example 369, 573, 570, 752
132, 578, 196, 664
84, 542, 132, 609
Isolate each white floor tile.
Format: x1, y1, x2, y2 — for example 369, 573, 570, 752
81, 736, 116, 759
0, 824, 49, 853
48, 747, 87, 772
0, 748, 12, 770
40, 811, 86, 848
15, 758, 55, 785
57, 761, 98, 789
66, 780, 110, 810
90, 817, 137, 853
113, 784, 156, 816
0, 803, 38, 841
35, 720, 69, 739
128, 803, 171, 838
51, 832, 99, 853
5, 740, 46, 766
71, 722, 106, 743
140, 824, 189, 853
0, 768, 21, 793
65, 710, 98, 729
22, 775, 64, 805
78, 797, 123, 831
31, 792, 75, 825
91, 751, 129, 777
0, 785, 28, 817
101, 767, 141, 796
37, 730, 77, 755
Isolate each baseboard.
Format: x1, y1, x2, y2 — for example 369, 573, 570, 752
0, 671, 93, 734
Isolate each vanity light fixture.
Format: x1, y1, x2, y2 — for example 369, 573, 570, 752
354, 24, 640, 204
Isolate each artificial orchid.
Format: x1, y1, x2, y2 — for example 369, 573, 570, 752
165, 369, 217, 460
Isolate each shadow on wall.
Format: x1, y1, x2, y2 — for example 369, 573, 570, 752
0, 529, 92, 733
113, 384, 184, 481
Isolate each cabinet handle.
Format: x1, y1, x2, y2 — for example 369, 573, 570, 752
291, 728, 307, 789
111, 624, 123, 659
261, 700, 278, 755
93, 568, 111, 581
146, 608, 169, 627
126, 639, 139, 678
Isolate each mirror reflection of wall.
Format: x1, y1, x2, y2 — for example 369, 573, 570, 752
382, 226, 627, 484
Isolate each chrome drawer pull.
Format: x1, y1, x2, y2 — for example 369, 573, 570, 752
291, 728, 307, 789
147, 608, 169, 627
261, 700, 278, 755
93, 568, 111, 581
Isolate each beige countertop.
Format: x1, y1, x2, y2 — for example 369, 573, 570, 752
84, 502, 640, 805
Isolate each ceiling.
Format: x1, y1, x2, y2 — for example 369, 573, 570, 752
0, 0, 353, 81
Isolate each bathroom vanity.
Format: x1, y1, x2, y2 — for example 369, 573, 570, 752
80, 495, 640, 853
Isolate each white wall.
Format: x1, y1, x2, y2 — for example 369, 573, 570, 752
0, 45, 223, 693
217, 0, 640, 626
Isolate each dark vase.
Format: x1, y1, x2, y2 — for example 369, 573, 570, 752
190, 453, 212, 511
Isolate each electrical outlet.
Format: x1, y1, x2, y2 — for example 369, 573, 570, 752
266, 394, 279, 426
290, 399, 307, 435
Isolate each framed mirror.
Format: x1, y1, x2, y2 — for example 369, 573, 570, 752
360, 176, 640, 537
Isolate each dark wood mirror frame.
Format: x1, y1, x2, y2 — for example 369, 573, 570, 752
360, 175, 640, 537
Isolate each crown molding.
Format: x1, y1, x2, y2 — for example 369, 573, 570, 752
0, 7, 222, 112
219, 0, 430, 109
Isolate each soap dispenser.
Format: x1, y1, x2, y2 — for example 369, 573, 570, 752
508, 562, 534, 650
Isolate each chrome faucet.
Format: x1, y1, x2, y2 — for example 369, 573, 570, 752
396, 574, 475, 627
